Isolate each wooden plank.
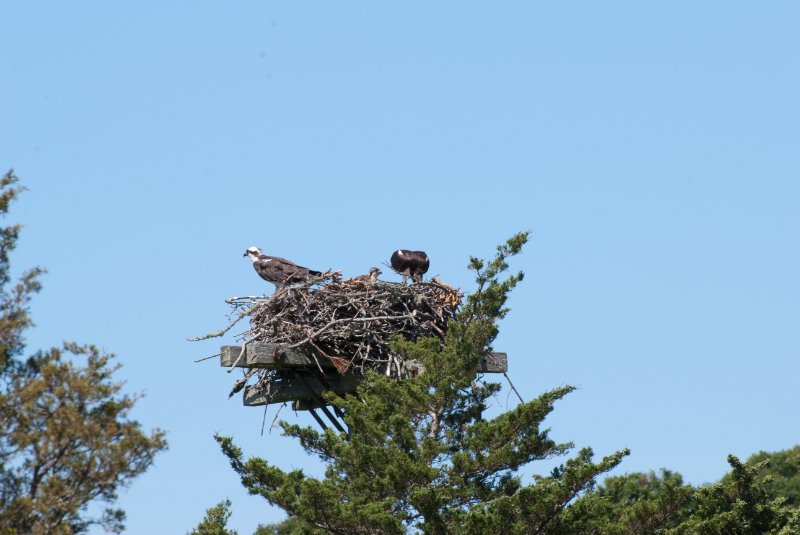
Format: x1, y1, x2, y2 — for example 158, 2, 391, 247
242, 355, 509, 408
220, 344, 320, 369
478, 352, 507, 373
228, 344, 509, 408
243, 373, 362, 406
222, 344, 508, 373
293, 399, 327, 411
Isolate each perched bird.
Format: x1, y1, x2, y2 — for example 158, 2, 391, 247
243, 246, 321, 287
390, 249, 429, 284
365, 267, 382, 282
351, 267, 382, 284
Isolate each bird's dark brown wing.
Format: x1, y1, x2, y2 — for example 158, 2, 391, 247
263, 256, 320, 283
418, 252, 430, 274
390, 250, 412, 275
252, 257, 282, 283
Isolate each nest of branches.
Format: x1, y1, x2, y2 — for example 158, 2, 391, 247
228, 272, 463, 378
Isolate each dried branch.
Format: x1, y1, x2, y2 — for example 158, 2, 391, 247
188, 304, 258, 341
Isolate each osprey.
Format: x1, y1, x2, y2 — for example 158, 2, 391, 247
390, 249, 429, 284
366, 267, 382, 282
351, 267, 382, 284
243, 247, 321, 287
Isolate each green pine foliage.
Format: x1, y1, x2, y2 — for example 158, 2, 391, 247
0, 172, 42, 373
0, 170, 168, 534
217, 232, 629, 534
558, 469, 695, 534
739, 446, 800, 507
559, 453, 800, 534
253, 517, 310, 535
253, 452, 800, 535
189, 500, 239, 535
671, 455, 800, 535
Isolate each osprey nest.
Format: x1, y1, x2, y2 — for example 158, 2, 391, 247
224, 272, 463, 381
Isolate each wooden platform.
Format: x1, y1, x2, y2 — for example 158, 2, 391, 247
221, 343, 508, 408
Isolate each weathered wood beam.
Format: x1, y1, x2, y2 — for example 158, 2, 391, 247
477, 353, 507, 373
228, 343, 509, 408
221, 344, 320, 369
293, 399, 327, 411
242, 356, 510, 408
243, 373, 362, 406
221, 344, 508, 373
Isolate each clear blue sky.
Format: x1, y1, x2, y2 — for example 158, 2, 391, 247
2, 2, 799, 533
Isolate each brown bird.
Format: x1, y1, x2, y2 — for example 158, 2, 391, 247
390, 249, 429, 284
351, 267, 382, 284
244, 246, 321, 287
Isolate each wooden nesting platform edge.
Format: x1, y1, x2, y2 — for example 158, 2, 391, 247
220, 343, 507, 373
221, 343, 508, 408
243, 373, 362, 406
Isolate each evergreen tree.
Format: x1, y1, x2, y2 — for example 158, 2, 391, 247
254, 455, 800, 535
558, 453, 800, 534
0, 170, 168, 533
739, 445, 800, 507
672, 455, 800, 535
189, 500, 239, 535
253, 517, 309, 535
561, 468, 697, 534
217, 232, 629, 534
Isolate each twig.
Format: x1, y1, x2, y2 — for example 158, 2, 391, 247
227, 336, 257, 373
226, 295, 268, 304
284, 314, 414, 349
194, 352, 220, 363
188, 304, 257, 341
269, 403, 285, 434
307, 340, 331, 374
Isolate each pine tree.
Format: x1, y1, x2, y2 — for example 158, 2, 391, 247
217, 232, 628, 534
0, 170, 168, 534
672, 455, 800, 535
253, 517, 309, 535
564, 455, 800, 534
189, 500, 239, 535
738, 446, 800, 507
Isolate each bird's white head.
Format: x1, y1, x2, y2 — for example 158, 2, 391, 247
243, 246, 263, 260
368, 267, 382, 281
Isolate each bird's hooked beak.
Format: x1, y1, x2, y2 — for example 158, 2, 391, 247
243, 250, 250, 257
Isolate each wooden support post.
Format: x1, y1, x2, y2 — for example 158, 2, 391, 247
295, 373, 347, 434
307, 407, 328, 430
